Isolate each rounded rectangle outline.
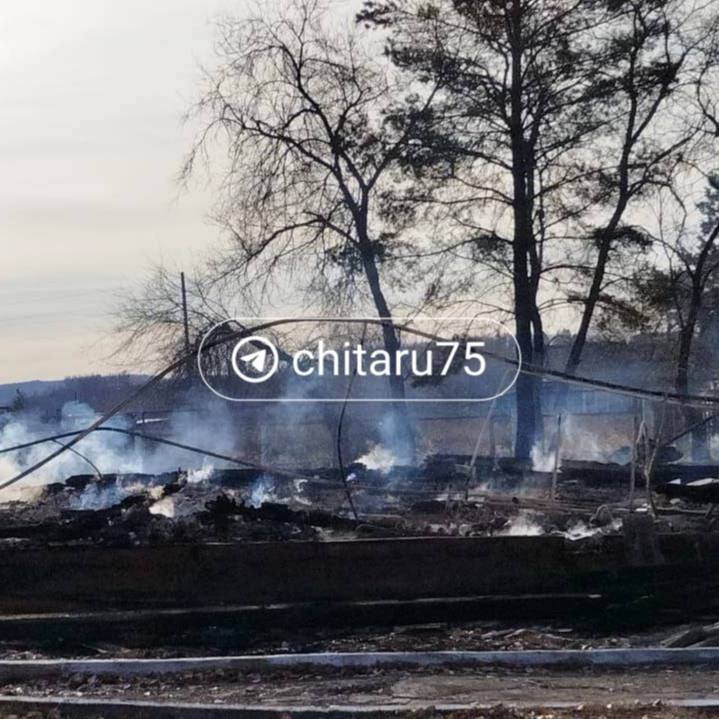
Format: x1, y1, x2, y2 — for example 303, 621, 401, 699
198, 315, 521, 403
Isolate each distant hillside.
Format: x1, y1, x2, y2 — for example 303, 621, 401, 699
0, 375, 149, 414
0, 380, 64, 405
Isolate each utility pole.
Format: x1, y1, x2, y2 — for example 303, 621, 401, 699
180, 271, 192, 381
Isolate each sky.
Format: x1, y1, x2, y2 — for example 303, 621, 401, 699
0, 0, 242, 382
1, 1, 702, 387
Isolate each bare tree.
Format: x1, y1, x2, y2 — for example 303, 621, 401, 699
358, 0, 719, 458
115, 265, 238, 376
179, 0, 444, 456
614, 177, 719, 458
564, 0, 719, 377
359, 0, 623, 457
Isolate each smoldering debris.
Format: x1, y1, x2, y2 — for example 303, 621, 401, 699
4, 397, 719, 549
0, 455, 638, 547
0, 435, 712, 549
22, 424, 715, 550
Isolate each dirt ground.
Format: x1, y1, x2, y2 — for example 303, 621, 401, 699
0, 623, 715, 718
0, 619, 683, 660
1, 665, 719, 714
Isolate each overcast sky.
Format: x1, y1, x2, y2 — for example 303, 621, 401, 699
0, 0, 243, 382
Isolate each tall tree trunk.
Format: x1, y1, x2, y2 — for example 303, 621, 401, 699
676, 324, 709, 461
564, 238, 611, 376
531, 305, 545, 448
673, 221, 719, 460
565, 31, 640, 378
565, 193, 629, 376
675, 280, 709, 461
509, 0, 539, 460
358, 224, 416, 461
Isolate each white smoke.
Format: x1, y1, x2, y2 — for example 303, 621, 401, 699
498, 513, 623, 539
69, 480, 125, 510
530, 415, 617, 474
0, 395, 244, 504
356, 443, 399, 473
0, 402, 144, 491
563, 517, 623, 540
186, 464, 215, 483
149, 496, 176, 518
530, 443, 555, 472
248, 475, 276, 507
498, 511, 544, 536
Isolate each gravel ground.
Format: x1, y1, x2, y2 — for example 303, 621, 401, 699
1, 665, 719, 710
0, 620, 688, 660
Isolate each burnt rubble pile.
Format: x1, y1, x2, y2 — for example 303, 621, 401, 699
0, 448, 718, 547
0, 458, 603, 547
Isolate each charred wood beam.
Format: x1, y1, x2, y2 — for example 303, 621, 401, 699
656, 479, 719, 505
200, 495, 399, 534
